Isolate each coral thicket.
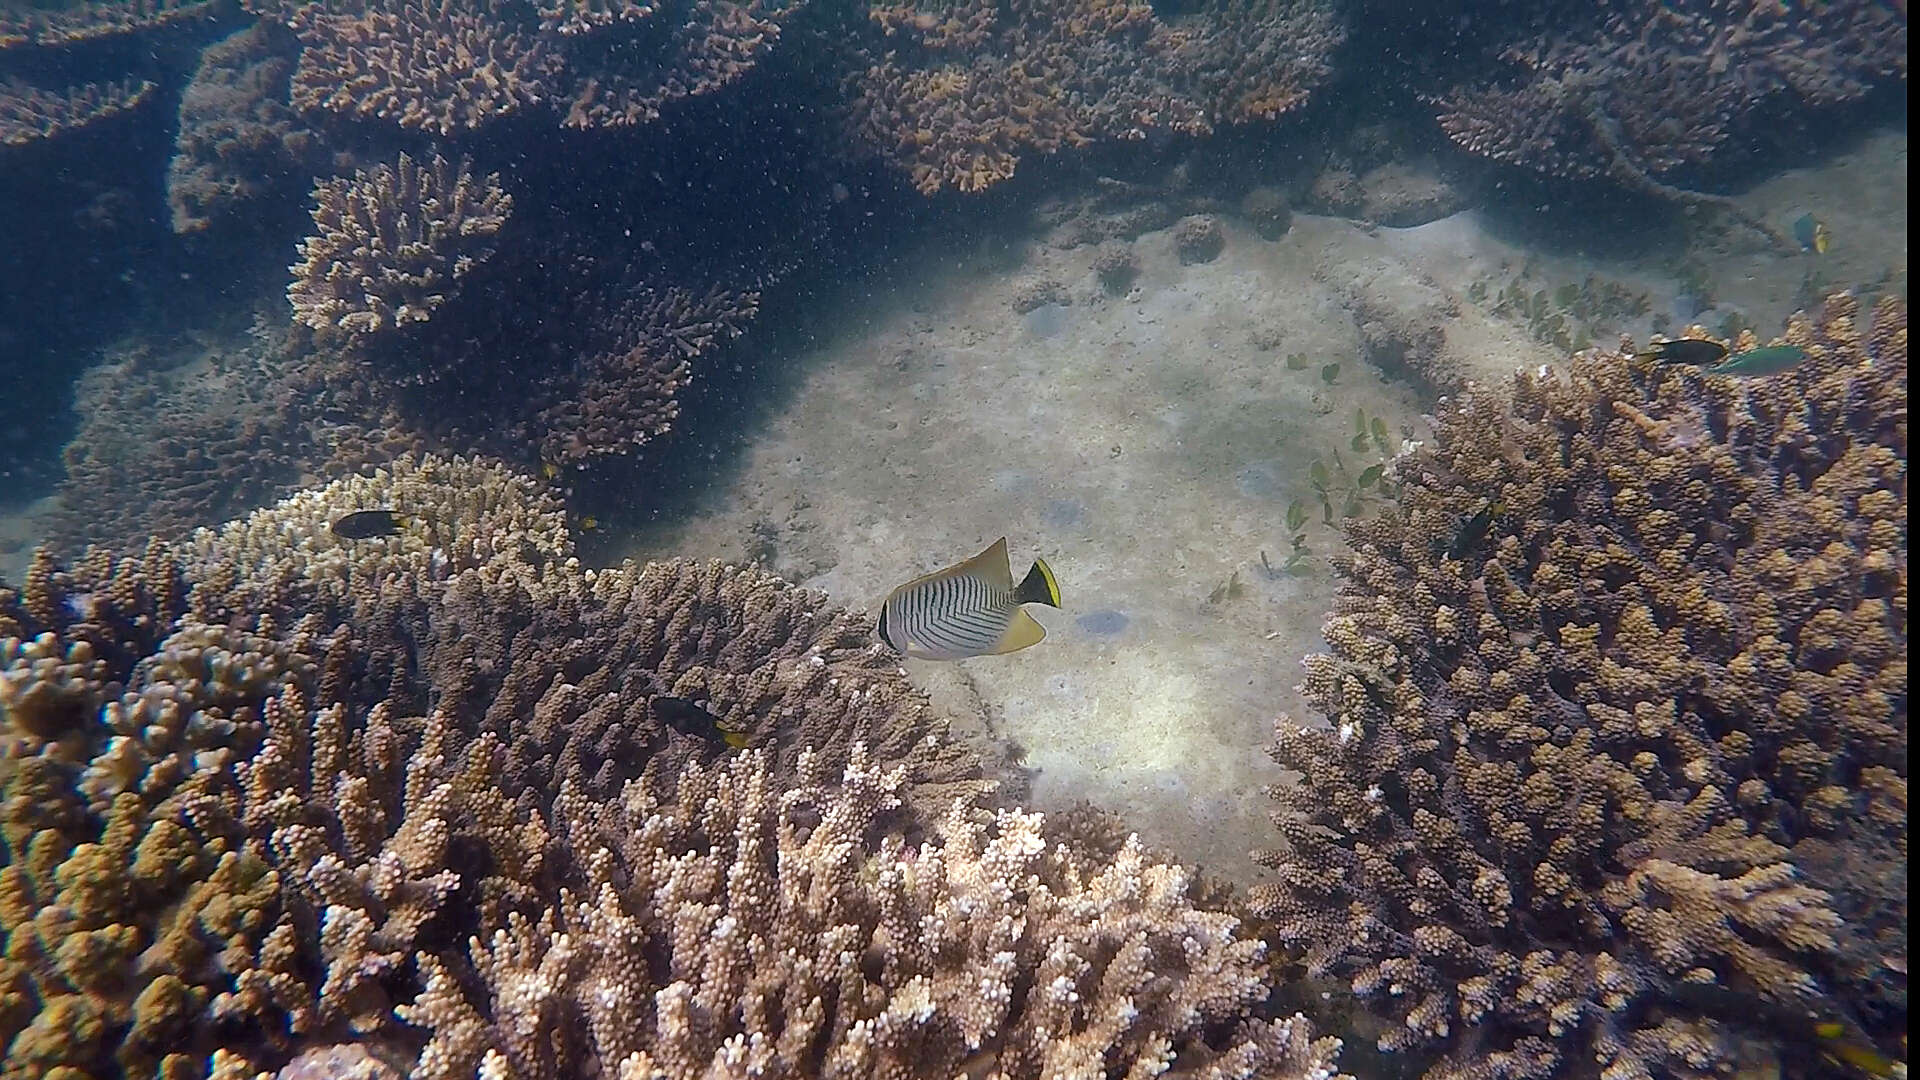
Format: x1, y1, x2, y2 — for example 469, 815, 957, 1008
1437, 1, 1906, 184
846, 0, 1342, 193
1, 0, 230, 147
0, 0, 228, 50
1253, 293, 1908, 1079
3, 455, 1349, 1079
282, 0, 553, 135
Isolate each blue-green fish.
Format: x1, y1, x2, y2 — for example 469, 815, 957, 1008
1792, 212, 1831, 254
878, 538, 1061, 660
1707, 345, 1809, 377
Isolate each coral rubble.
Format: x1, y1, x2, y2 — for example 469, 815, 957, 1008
288, 152, 513, 336
5, 455, 1346, 1077
1252, 294, 1908, 1078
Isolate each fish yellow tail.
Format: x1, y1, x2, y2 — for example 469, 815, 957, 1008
1015, 558, 1061, 607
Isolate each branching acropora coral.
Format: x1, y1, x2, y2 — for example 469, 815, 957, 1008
282, 0, 553, 135
1252, 293, 1908, 1079
7, 454, 1348, 1077
0, 76, 156, 146
403, 746, 1351, 1079
1436, 0, 1906, 211
287, 152, 512, 336
848, 0, 1342, 193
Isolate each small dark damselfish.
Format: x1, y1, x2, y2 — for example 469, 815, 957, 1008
330, 509, 405, 540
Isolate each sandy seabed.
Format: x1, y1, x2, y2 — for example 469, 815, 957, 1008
618, 130, 1908, 884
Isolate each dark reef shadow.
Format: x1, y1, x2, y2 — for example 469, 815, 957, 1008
567, 191, 1034, 562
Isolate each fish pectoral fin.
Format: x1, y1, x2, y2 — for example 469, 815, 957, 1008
988, 609, 1048, 654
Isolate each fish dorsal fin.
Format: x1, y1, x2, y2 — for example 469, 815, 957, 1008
957, 537, 1015, 591
887, 534, 1013, 599
988, 608, 1047, 654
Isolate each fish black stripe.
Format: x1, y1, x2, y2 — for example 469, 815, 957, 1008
922, 595, 1001, 650
892, 570, 1025, 656
948, 605, 1007, 636
902, 589, 931, 635
923, 616, 989, 651
910, 586, 943, 640
916, 581, 963, 641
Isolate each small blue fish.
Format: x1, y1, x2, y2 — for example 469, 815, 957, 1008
1792, 213, 1831, 254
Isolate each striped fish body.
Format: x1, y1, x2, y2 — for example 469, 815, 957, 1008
877, 538, 1060, 660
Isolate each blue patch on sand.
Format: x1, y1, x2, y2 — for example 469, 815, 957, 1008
1042, 498, 1084, 528
1075, 610, 1129, 636
1235, 460, 1285, 499
1024, 303, 1072, 339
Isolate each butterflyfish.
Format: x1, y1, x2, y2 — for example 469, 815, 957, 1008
330, 509, 405, 540
877, 538, 1061, 660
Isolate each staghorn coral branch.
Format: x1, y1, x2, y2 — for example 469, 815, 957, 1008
284, 0, 552, 135
0, 76, 156, 146
288, 152, 513, 337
